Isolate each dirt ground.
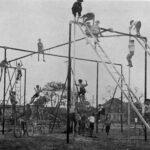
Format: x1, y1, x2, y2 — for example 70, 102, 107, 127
1, 126, 150, 150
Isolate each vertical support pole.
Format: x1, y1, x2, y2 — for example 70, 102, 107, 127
144, 37, 147, 141
96, 62, 99, 133
67, 21, 72, 144
120, 65, 123, 133
128, 66, 131, 141
24, 69, 27, 113
127, 25, 131, 142
2, 48, 7, 135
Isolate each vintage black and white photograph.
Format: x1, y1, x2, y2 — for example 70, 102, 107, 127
0, 0, 150, 149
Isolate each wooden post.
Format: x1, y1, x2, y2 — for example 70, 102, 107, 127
120, 65, 123, 133
144, 37, 147, 141
96, 62, 99, 133
67, 21, 72, 144
2, 48, 7, 135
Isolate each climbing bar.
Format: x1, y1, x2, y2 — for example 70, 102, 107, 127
76, 21, 150, 129
5, 69, 16, 96
4, 37, 85, 63
7, 50, 121, 66
72, 21, 146, 40
79, 21, 143, 106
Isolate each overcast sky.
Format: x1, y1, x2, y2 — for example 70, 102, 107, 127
0, 0, 150, 105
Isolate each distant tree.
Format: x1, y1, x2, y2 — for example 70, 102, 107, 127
42, 81, 67, 107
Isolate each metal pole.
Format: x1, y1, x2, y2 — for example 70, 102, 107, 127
127, 25, 131, 141
120, 65, 123, 133
24, 69, 27, 112
2, 48, 7, 135
96, 62, 99, 133
144, 38, 147, 141
67, 22, 72, 144
128, 66, 131, 141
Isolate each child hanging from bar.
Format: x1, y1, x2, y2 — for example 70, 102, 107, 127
127, 39, 135, 67
16, 60, 23, 82
72, 0, 83, 22
30, 85, 42, 104
37, 38, 45, 62
127, 20, 135, 67
0, 59, 9, 81
76, 79, 88, 101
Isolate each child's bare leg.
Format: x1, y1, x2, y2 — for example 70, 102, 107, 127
43, 53, 45, 62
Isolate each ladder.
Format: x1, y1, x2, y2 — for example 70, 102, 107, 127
74, 21, 150, 129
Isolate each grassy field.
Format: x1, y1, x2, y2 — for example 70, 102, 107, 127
0, 124, 150, 150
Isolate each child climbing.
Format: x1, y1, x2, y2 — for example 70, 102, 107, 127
91, 20, 103, 43
80, 12, 95, 25
85, 22, 92, 37
10, 89, 18, 118
0, 59, 9, 81
10, 89, 18, 105
134, 21, 142, 36
72, 0, 83, 21
76, 79, 88, 101
127, 20, 135, 67
37, 38, 45, 62
88, 113, 95, 137
129, 20, 142, 36
16, 61, 23, 82
30, 85, 42, 104
127, 39, 135, 67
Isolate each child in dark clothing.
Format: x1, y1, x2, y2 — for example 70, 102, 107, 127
76, 79, 88, 101
105, 118, 111, 136
0, 59, 9, 81
72, 0, 83, 21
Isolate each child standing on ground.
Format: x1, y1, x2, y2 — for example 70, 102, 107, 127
105, 117, 111, 136
88, 113, 95, 137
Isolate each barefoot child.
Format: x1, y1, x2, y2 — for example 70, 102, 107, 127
37, 38, 45, 62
